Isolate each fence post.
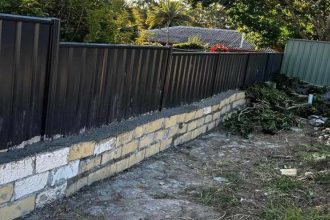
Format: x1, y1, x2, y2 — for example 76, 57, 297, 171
158, 46, 173, 111
242, 53, 251, 88
263, 53, 271, 82
41, 18, 60, 140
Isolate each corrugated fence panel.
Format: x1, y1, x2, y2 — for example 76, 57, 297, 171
163, 53, 218, 108
281, 39, 330, 86
244, 53, 269, 87
213, 53, 249, 93
0, 12, 284, 150
0, 14, 54, 150
45, 43, 170, 136
264, 53, 283, 81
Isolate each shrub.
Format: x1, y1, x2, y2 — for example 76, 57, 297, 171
173, 36, 206, 50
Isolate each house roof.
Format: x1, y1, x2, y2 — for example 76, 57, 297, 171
148, 26, 255, 49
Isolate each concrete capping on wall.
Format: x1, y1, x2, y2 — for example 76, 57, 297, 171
0, 90, 246, 220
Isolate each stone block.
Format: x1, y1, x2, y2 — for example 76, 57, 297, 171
154, 130, 168, 141
233, 99, 246, 109
168, 126, 179, 138
144, 119, 163, 133
69, 141, 95, 161
145, 143, 160, 158
211, 104, 220, 112
160, 138, 173, 151
0, 195, 35, 220
196, 117, 205, 127
36, 182, 67, 208
51, 160, 79, 186
87, 164, 116, 186
65, 176, 88, 197
174, 132, 192, 146
229, 94, 236, 103
208, 122, 216, 131
213, 112, 221, 120
194, 109, 204, 118
121, 141, 139, 156
187, 121, 197, 132
176, 113, 186, 123
139, 133, 154, 148
191, 126, 207, 139
0, 184, 13, 205
94, 137, 116, 155
36, 148, 69, 173
203, 106, 212, 115
236, 92, 246, 100
133, 126, 144, 138
205, 115, 213, 124
177, 123, 187, 134
0, 157, 34, 185
115, 158, 130, 173
101, 147, 122, 165
184, 111, 196, 122
164, 116, 177, 128
116, 132, 133, 146
128, 149, 146, 167
79, 156, 101, 173
14, 172, 49, 199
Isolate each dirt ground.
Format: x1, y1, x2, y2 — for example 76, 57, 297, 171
23, 122, 330, 220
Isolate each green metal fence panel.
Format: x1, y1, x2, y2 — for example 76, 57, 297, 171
281, 39, 330, 86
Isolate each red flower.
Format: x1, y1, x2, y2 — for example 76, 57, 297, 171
210, 43, 229, 53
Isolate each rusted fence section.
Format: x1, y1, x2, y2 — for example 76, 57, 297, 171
0, 13, 283, 150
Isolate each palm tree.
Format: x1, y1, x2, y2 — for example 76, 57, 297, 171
146, 0, 190, 45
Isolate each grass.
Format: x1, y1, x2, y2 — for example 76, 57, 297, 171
314, 172, 330, 185
271, 176, 303, 192
197, 187, 239, 209
262, 198, 330, 220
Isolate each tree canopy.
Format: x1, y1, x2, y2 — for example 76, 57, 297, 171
0, 0, 329, 48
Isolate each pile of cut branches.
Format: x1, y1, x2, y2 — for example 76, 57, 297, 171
224, 84, 304, 138
225, 75, 330, 138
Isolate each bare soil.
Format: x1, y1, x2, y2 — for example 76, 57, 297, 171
23, 123, 330, 220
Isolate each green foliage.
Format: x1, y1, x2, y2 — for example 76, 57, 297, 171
135, 30, 155, 45
224, 84, 299, 137
227, 0, 330, 48
188, 2, 227, 29
262, 198, 330, 220
146, 0, 190, 29
1, 0, 329, 48
173, 36, 206, 49
271, 176, 303, 192
0, 0, 47, 16
0, 0, 134, 43
314, 172, 330, 185
198, 187, 239, 208
225, 74, 330, 138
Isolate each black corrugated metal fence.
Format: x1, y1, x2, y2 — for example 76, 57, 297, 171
0, 14, 283, 151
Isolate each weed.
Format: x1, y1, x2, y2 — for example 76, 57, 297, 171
283, 207, 303, 220
221, 172, 241, 185
197, 187, 239, 209
262, 198, 330, 220
314, 172, 330, 185
271, 176, 303, 192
